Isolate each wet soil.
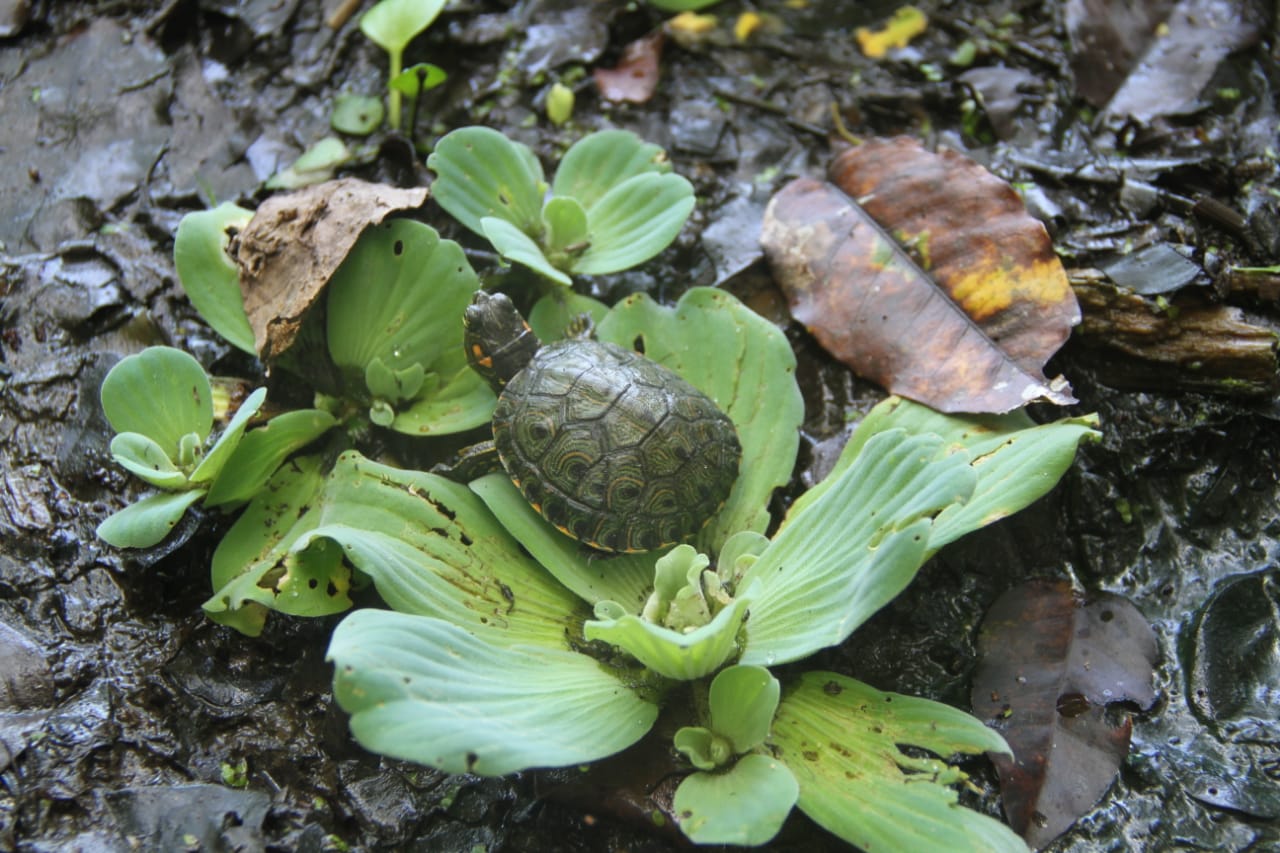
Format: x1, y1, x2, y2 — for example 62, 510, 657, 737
2, 1, 1279, 850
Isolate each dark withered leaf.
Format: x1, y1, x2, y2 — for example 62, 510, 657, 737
971, 578, 1158, 849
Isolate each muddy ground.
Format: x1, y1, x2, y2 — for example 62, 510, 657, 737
1, 0, 1279, 850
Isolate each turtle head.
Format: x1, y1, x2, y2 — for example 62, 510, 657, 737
464, 291, 541, 390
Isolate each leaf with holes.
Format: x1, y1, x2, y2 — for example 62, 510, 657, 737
773, 671, 1027, 852
971, 578, 1158, 848
325, 219, 495, 436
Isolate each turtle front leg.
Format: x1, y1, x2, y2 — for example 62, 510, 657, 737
432, 440, 504, 482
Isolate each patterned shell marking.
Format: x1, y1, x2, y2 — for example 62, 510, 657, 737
493, 339, 740, 552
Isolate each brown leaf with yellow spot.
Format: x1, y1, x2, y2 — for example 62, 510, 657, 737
760, 136, 1079, 413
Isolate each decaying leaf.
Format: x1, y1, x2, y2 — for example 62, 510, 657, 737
1065, 0, 1170, 107
1067, 0, 1262, 122
594, 31, 663, 104
761, 136, 1079, 413
1187, 569, 1280, 726
971, 578, 1158, 849
233, 178, 429, 359
1099, 0, 1261, 123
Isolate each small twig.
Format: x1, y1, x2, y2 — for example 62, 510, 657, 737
829, 103, 861, 146
326, 0, 364, 30
142, 0, 185, 36
711, 87, 827, 139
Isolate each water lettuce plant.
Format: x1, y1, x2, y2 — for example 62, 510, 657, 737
324, 286, 1099, 848
96, 346, 335, 548
111, 141, 1098, 847
321, 219, 495, 434
122, 210, 501, 632
428, 127, 695, 285
175, 207, 496, 438
388, 62, 448, 139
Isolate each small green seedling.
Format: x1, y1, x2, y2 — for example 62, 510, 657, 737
649, 0, 723, 10
389, 62, 447, 141
360, 0, 446, 131
428, 127, 696, 285
96, 347, 334, 548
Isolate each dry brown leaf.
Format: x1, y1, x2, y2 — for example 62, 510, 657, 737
594, 31, 663, 104
234, 178, 429, 359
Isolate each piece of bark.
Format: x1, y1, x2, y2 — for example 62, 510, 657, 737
1071, 272, 1279, 396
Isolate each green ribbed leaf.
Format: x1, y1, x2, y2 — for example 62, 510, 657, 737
542, 195, 589, 257
173, 204, 256, 354
325, 219, 495, 436
773, 671, 1026, 853
204, 408, 337, 507
551, 129, 671, 212
329, 609, 659, 775
109, 432, 188, 489
737, 431, 975, 667
481, 216, 571, 285
204, 455, 338, 636
572, 172, 694, 275
709, 665, 779, 753
96, 489, 205, 549
189, 387, 266, 485
207, 451, 588, 640
471, 473, 655, 613
320, 455, 586, 643
786, 397, 1099, 554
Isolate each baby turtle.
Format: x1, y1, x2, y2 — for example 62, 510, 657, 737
462, 291, 740, 553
